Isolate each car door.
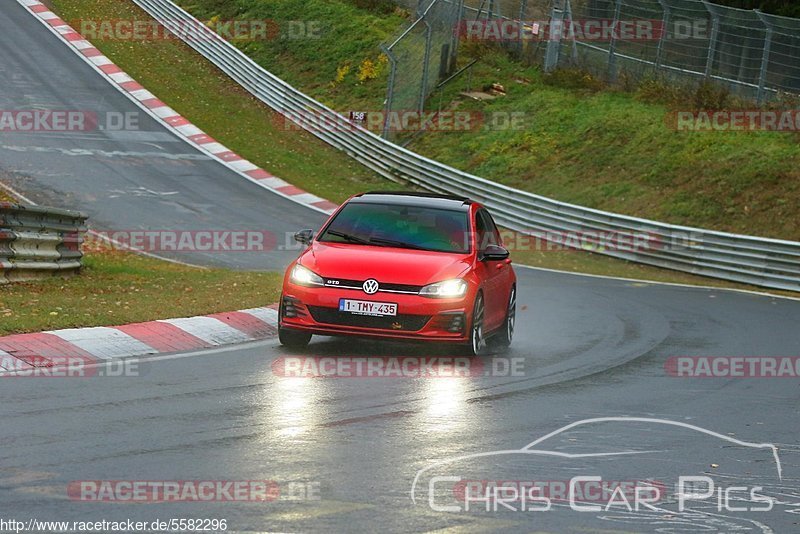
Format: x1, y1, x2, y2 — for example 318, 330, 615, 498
475, 208, 508, 331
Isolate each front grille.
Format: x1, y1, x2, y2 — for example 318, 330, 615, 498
307, 306, 431, 331
322, 278, 422, 294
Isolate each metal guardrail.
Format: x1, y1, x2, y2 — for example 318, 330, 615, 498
133, 0, 800, 291
0, 203, 87, 283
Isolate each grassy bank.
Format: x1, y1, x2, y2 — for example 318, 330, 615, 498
0, 248, 282, 336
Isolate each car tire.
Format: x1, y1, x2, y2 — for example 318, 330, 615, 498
492, 286, 516, 350
278, 326, 312, 348
465, 292, 487, 357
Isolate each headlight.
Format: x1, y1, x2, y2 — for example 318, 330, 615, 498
290, 264, 323, 286
420, 279, 468, 298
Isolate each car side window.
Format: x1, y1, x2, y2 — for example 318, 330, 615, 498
483, 210, 502, 246
475, 209, 499, 250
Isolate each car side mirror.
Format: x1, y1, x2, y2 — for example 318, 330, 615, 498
294, 229, 314, 246
480, 244, 510, 262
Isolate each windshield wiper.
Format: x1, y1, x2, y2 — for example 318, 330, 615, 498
368, 237, 432, 251
324, 230, 372, 245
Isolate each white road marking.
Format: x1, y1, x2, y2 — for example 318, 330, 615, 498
108, 72, 135, 84
48, 327, 158, 360
240, 307, 279, 326
87, 55, 113, 67
199, 142, 228, 154
257, 177, 289, 188
159, 316, 252, 346
128, 88, 157, 101
228, 159, 259, 172
291, 192, 324, 204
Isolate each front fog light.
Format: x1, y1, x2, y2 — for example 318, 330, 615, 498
290, 264, 323, 286
420, 279, 468, 298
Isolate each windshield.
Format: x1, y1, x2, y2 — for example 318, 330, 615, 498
319, 202, 471, 253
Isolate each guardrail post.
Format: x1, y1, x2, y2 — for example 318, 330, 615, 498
607, 0, 623, 82
702, 1, 721, 79
755, 10, 774, 105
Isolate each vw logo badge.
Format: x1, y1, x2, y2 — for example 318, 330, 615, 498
362, 279, 379, 295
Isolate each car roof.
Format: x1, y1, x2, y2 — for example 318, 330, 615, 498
351, 191, 473, 211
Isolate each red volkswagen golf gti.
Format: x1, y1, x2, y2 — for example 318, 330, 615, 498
278, 192, 516, 355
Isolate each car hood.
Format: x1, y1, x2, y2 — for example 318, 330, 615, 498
299, 242, 472, 285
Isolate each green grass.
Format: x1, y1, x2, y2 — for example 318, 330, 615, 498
0, 248, 283, 336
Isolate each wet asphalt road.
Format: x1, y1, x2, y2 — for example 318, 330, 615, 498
2, 1, 800, 532
2, 269, 800, 532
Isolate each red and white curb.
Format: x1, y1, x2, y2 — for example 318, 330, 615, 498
0, 305, 279, 373
16, 0, 339, 216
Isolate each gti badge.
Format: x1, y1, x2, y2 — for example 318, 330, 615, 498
362, 279, 379, 295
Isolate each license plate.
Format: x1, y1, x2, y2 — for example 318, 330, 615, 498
339, 299, 397, 316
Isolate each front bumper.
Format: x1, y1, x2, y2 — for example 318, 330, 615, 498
280, 283, 472, 342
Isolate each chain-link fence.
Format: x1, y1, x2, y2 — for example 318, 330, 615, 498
381, 1, 464, 138
383, 0, 800, 133
557, 0, 800, 102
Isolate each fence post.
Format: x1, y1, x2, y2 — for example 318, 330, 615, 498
517, 0, 529, 56
655, 0, 671, 69
755, 10, 774, 105
382, 44, 397, 139
565, 0, 577, 62
419, 19, 433, 114
702, 1, 720, 79
544, 0, 564, 72
607, 0, 623, 82
449, 0, 465, 71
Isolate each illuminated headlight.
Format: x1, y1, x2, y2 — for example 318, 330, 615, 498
420, 279, 468, 298
290, 264, 323, 286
